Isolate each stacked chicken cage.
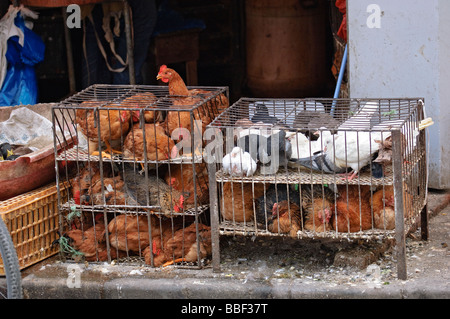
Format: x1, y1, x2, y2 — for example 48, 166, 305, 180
52, 84, 228, 268
207, 97, 429, 279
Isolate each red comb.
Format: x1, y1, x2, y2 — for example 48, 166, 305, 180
159, 65, 167, 72
73, 190, 80, 205
152, 241, 161, 256
179, 195, 184, 207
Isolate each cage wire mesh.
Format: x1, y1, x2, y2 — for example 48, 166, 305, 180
207, 98, 428, 269
52, 84, 229, 268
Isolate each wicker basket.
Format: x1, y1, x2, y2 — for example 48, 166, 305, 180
0, 182, 68, 275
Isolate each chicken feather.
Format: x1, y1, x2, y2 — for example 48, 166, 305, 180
123, 123, 177, 161
156, 65, 228, 139
269, 201, 302, 237
332, 185, 373, 232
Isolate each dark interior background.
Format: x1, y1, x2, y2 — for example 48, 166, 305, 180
0, 0, 345, 105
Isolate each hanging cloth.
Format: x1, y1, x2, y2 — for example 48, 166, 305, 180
82, 1, 131, 73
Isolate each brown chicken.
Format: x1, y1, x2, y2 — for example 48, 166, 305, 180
75, 100, 106, 151
156, 65, 228, 109
164, 162, 210, 206
66, 222, 126, 261
165, 223, 212, 266
73, 162, 114, 205
76, 100, 138, 158
221, 182, 266, 222
73, 161, 124, 206
167, 96, 211, 140
143, 218, 182, 266
67, 223, 105, 252
156, 65, 228, 139
143, 235, 165, 266
372, 186, 395, 230
106, 214, 160, 253
82, 176, 127, 206
301, 185, 336, 232
122, 165, 187, 216
269, 201, 302, 238
109, 231, 150, 253
77, 162, 102, 197
254, 184, 301, 227
146, 222, 212, 267
120, 92, 163, 123
107, 214, 157, 236
371, 184, 414, 230
332, 185, 373, 233
72, 176, 82, 205
123, 123, 178, 161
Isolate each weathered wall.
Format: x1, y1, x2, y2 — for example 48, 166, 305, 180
347, 0, 450, 189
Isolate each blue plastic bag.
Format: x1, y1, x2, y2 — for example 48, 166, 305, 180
0, 12, 45, 106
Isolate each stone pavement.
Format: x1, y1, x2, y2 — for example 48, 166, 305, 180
19, 190, 450, 300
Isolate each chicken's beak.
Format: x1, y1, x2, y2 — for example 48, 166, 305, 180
119, 111, 127, 123
156, 73, 162, 80
272, 203, 278, 217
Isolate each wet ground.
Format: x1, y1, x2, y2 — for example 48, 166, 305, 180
13, 190, 450, 298
217, 205, 448, 287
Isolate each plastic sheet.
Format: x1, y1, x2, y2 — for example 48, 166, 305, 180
0, 8, 45, 106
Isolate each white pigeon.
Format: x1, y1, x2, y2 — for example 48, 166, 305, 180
312, 128, 334, 151
324, 130, 385, 180
222, 146, 257, 177
287, 129, 334, 159
287, 131, 311, 159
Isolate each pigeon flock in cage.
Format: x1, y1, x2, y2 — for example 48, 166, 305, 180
212, 98, 430, 239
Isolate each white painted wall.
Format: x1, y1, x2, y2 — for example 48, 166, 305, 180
347, 0, 450, 189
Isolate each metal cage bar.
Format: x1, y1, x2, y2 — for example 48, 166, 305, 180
207, 97, 427, 279
52, 84, 229, 269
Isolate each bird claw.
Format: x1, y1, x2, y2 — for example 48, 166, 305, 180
339, 171, 358, 181
91, 151, 113, 160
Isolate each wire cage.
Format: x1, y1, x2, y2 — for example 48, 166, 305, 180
52, 84, 228, 268
206, 97, 429, 279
